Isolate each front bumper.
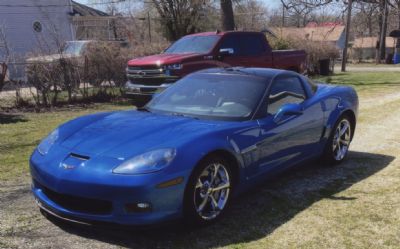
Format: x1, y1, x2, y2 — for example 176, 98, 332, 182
124, 82, 173, 96
30, 152, 188, 226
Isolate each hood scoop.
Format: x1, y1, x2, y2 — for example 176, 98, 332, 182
69, 153, 90, 161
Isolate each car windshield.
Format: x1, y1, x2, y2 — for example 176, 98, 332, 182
164, 35, 219, 54
146, 73, 268, 120
63, 41, 87, 55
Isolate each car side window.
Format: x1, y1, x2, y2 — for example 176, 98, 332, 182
267, 76, 306, 115
219, 35, 241, 55
239, 34, 266, 56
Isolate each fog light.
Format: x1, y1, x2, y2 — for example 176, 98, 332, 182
125, 202, 152, 213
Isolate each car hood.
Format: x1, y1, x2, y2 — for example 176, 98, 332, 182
127, 53, 202, 66
26, 53, 78, 63
60, 110, 223, 159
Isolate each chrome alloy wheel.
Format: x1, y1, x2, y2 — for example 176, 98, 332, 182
194, 163, 231, 220
332, 119, 351, 161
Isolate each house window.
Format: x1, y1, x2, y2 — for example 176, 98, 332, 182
33, 21, 42, 32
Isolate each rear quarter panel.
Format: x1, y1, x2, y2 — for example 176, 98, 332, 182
316, 84, 359, 143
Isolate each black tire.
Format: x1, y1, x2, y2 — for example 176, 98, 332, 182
183, 155, 234, 226
322, 114, 353, 165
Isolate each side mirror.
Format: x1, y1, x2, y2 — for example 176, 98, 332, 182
273, 103, 303, 123
219, 48, 234, 57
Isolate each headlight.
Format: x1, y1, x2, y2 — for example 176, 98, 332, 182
163, 64, 183, 70
37, 129, 59, 155
113, 148, 176, 175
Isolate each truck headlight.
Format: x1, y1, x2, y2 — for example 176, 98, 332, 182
113, 148, 176, 175
163, 64, 183, 70
37, 129, 59, 155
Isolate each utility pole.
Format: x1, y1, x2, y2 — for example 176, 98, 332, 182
341, 0, 353, 72
282, 3, 285, 27
147, 12, 152, 43
378, 0, 388, 63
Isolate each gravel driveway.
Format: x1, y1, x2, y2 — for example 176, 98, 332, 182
1, 88, 400, 249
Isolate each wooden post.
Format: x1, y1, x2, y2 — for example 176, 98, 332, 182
147, 12, 152, 43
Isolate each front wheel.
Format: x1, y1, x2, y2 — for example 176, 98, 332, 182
323, 115, 353, 164
183, 156, 233, 226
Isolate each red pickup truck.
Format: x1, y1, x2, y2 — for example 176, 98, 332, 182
125, 31, 306, 100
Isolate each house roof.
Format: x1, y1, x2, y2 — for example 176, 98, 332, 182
72, 1, 109, 17
353, 37, 396, 48
271, 25, 345, 42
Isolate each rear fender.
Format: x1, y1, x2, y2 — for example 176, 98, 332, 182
322, 96, 357, 142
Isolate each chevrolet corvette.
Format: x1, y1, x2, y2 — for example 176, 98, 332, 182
30, 67, 358, 226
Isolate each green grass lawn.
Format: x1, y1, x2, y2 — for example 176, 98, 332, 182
0, 103, 131, 181
314, 71, 400, 92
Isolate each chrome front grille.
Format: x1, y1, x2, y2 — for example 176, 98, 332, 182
126, 66, 164, 77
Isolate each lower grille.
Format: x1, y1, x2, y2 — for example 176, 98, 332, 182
40, 184, 112, 215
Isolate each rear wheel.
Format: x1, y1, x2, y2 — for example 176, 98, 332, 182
183, 156, 233, 226
323, 115, 353, 164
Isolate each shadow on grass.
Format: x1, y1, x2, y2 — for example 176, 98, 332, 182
44, 151, 394, 249
0, 113, 28, 124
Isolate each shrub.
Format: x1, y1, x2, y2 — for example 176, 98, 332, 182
83, 41, 167, 94
24, 40, 169, 108
270, 36, 340, 75
26, 57, 79, 106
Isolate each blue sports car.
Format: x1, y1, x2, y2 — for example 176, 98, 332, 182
30, 68, 358, 226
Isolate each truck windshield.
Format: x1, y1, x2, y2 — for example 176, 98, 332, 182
63, 41, 87, 55
164, 35, 219, 54
146, 73, 267, 120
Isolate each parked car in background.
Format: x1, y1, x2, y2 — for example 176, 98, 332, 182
124, 31, 306, 105
31, 68, 358, 227
27, 40, 93, 64
25, 40, 96, 95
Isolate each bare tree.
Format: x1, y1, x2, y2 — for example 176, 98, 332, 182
151, 0, 207, 41
280, 0, 334, 27
235, 0, 269, 31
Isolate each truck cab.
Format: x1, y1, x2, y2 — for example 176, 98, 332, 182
125, 31, 306, 102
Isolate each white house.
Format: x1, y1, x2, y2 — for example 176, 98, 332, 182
0, 0, 75, 79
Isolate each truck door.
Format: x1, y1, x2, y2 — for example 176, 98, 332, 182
217, 33, 273, 68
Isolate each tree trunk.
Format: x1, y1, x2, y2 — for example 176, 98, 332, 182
377, 0, 388, 63
220, 0, 235, 31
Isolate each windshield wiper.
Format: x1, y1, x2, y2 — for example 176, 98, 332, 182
170, 112, 198, 119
